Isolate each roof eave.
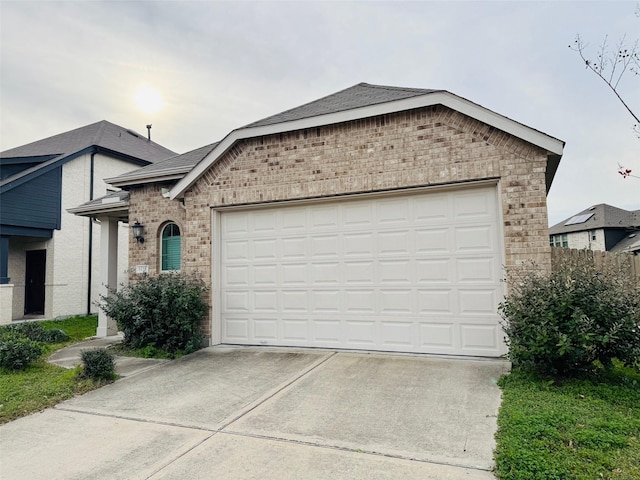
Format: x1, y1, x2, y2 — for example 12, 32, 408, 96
169, 91, 565, 200
107, 172, 186, 188
67, 202, 129, 217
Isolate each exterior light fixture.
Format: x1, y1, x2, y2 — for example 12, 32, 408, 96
132, 220, 145, 243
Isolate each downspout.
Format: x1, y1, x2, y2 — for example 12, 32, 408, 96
87, 149, 96, 315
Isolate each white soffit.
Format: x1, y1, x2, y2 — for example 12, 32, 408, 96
170, 91, 565, 200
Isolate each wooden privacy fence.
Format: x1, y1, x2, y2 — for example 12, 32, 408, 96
551, 247, 640, 287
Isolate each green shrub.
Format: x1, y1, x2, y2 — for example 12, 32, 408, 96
42, 328, 70, 343
499, 255, 640, 376
99, 273, 207, 354
0, 322, 69, 343
0, 331, 43, 370
80, 349, 116, 380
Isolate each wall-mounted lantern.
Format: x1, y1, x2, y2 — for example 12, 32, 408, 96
131, 220, 145, 243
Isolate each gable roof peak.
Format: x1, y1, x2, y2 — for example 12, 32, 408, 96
244, 82, 442, 129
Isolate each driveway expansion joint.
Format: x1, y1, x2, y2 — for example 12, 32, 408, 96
217, 430, 493, 473
217, 351, 338, 430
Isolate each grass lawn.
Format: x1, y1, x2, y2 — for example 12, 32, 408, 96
0, 316, 104, 424
495, 364, 640, 480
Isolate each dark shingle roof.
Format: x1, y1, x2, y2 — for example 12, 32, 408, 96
610, 231, 640, 254
549, 204, 640, 235
106, 142, 219, 185
244, 82, 441, 128
1, 120, 175, 162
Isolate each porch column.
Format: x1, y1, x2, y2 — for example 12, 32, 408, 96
97, 216, 118, 337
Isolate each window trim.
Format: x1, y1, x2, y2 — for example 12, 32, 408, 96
160, 222, 182, 272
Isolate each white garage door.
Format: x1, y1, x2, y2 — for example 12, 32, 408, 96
218, 185, 505, 356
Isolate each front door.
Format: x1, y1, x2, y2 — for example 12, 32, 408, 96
25, 249, 46, 315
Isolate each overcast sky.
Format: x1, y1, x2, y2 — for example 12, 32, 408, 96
1, 1, 638, 225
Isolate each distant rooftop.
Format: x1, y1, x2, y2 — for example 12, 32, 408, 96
1, 120, 175, 162
549, 204, 640, 235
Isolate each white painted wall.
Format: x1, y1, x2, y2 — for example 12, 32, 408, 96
566, 228, 606, 251
49, 152, 138, 319
5, 153, 143, 320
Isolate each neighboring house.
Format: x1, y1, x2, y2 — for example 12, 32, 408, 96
549, 204, 640, 253
77, 82, 565, 357
0, 121, 175, 326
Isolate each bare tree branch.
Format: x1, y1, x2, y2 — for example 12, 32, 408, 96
570, 34, 640, 126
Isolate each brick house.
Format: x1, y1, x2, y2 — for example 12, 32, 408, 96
87, 83, 564, 357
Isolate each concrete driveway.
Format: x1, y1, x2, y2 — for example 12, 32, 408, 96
0, 347, 509, 479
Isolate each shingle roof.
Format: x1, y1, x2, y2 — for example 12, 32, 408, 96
549, 204, 640, 235
1, 120, 175, 162
106, 142, 219, 186
244, 83, 441, 128
610, 231, 640, 254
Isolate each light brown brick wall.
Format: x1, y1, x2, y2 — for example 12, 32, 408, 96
129, 105, 552, 338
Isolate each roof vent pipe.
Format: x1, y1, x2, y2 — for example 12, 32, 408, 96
146, 124, 152, 141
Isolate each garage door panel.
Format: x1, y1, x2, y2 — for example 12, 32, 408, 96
311, 235, 340, 259
377, 198, 410, 224
310, 262, 340, 285
378, 230, 411, 255
282, 263, 307, 285
311, 206, 339, 230
344, 202, 374, 227
419, 322, 455, 348
345, 289, 376, 312
282, 237, 307, 259
224, 240, 250, 261
282, 290, 308, 312
283, 319, 309, 342
225, 318, 250, 340
224, 265, 249, 286
346, 321, 377, 345
458, 289, 498, 315
253, 265, 277, 285
253, 291, 278, 312
418, 289, 453, 314
378, 259, 412, 284
219, 186, 505, 356
223, 213, 249, 235
253, 238, 278, 260
454, 190, 496, 220
344, 261, 375, 284
454, 226, 496, 252
313, 319, 341, 342
380, 321, 414, 346
253, 319, 277, 340
414, 194, 450, 223
379, 289, 414, 313
224, 291, 249, 312
311, 290, 341, 313
416, 259, 452, 283
283, 210, 306, 232
344, 233, 374, 257
415, 228, 450, 254
456, 257, 498, 283
253, 210, 278, 233
460, 324, 500, 350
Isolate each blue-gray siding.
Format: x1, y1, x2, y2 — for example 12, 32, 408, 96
0, 167, 62, 233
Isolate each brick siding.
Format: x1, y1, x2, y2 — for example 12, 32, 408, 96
129, 105, 552, 338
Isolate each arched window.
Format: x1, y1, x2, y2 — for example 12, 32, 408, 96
161, 223, 181, 271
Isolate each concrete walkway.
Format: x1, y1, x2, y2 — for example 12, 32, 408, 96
47, 334, 169, 377
2, 347, 508, 479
